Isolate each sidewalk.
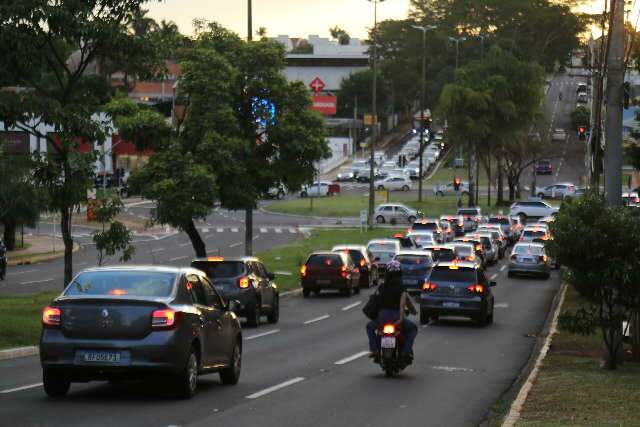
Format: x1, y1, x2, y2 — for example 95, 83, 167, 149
7, 234, 79, 266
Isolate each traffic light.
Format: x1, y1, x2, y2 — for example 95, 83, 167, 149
453, 177, 461, 191
578, 126, 586, 141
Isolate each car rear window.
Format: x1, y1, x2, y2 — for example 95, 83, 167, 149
451, 245, 473, 257
368, 243, 397, 252
337, 250, 364, 264
426, 249, 456, 262
523, 230, 546, 237
514, 245, 544, 255
396, 255, 433, 266
192, 261, 245, 278
428, 267, 477, 283
65, 271, 177, 297
307, 254, 343, 267
412, 223, 437, 230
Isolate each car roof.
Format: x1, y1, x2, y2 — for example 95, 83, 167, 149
368, 239, 400, 245
407, 231, 435, 236
80, 265, 198, 275
192, 256, 261, 263
396, 250, 433, 257
422, 245, 454, 251
332, 245, 367, 251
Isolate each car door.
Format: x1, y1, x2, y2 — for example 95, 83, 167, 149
187, 274, 222, 366
201, 276, 234, 362
254, 262, 274, 311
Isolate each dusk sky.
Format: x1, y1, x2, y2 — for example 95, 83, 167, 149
146, 1, 608, 40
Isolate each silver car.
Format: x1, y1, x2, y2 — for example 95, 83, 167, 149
508, 243, 551, 279
373, 203, 420, 225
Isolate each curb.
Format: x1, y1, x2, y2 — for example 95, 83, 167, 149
8, 242, 82, 267
0, 346, 39, 361
500, 281, 568, 427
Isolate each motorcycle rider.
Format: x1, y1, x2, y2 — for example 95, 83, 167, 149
0, 240, 6, 280
366, 260, 418, 364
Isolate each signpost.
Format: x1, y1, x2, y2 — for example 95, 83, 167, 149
360, 209, 367, 232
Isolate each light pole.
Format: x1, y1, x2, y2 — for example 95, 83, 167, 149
448, 36, 466, 70
247, 0, 252, 41
367, 0, 386, 228
412, 24, 437, 203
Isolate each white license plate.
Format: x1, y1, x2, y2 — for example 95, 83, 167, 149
84, 352, 121, 363
443, 301, 460, 308
381, 336, 396, 349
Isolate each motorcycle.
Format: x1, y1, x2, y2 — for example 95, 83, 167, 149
375, 322, 407, 377
0, 246, 7, 281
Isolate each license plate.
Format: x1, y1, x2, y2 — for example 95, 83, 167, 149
84, 351, 121, 363
443, 301, 460, 308
316, 279, 331, 285
381, 336, 396, 349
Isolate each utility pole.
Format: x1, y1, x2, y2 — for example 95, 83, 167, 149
247, 0, 253, 42
604, 0, 624, 207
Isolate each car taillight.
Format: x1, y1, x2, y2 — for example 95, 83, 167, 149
42, 306, 61, 327
475, 244, 482, 252
341, 265, 348, 278
300, 265, 307, 278
539, 255, 548, 263
360, 259, 366, 268
238, 276, 251, 288
467, 284, 484, 294
511, 254, 518, 261
422, 282, 438, 292
382, 324, 396, 334
466, 256, 475, 262
152, 309, 179, 329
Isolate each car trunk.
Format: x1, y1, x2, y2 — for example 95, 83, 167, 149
58, 298, 165, 340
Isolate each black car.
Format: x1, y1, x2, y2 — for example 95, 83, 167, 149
332, 245, 379, 288
40, 266, 242, 398
300, 251, 360, 297
192, 257, 279, 328
420, 262, 496, 326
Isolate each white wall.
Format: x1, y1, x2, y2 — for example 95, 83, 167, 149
283, 66, 368, 92
317, 137, 352, 173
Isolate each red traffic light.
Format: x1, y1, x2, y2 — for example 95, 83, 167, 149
578, 127, 586, 133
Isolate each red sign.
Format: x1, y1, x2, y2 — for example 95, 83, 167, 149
310, 95, 337, 116
309, 77, 325, 93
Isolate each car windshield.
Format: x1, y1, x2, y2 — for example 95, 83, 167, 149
65, 271, 176, 297
514, 245, 544, 255
428, 268, 476, 283
191, 261, 245, 278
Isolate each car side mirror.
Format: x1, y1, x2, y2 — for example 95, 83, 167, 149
267, 272, 275, 280
490, 281, 497, 287
228, 299, 241, 312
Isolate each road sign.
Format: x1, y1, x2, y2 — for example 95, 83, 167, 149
364, 114, 377, 125
360, 210, 367, 224
309, 77, 325, 93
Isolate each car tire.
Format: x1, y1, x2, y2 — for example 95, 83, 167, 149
313, 289, 322, 297
377, 185, 385, 191
245, 301, 261, 328
277, 191, 285, 200
420, 309, 430, 325
407, 216, 416, 224
43, 370, 70, 398
402, 185, 410, 192
475, 310, 488, 327
267, 296, 279, 324
300, 191, 308, 198
302, 288, 310, 298
376, 215, 386, 224
353, 281, 361, 294
175, 349, 199, 399
219, 340, 242, 386
487, 311, 494, 324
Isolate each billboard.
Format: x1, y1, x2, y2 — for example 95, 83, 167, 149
310, 95, 337, 116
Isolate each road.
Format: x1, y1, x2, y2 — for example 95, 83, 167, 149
0, 254, 562, 427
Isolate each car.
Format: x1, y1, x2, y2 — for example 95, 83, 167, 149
519, 226, 551, 243
434, 181, 470, 197
420, 261, 496, 326
622, 192, 640, 207
487, 215, 516, 243
551, 128, 567, 142
454, 236, 487, 267
367, 239, 401, 276
537, 183, 576, 200
300, 182, 340, 197
510, 200, 559, 223
535, 160, 553, 175
407, 231, 436, 248
409, 219, 444, 243
391, 233, 419, 249
394, 251, 434, 296
336, 166, 357, 182
576, 83, 588, 94
476, 229, 506, 259
577, 92, 588, 104
263, 184, 287, 200
439, 220, 455, 242
191, 256, 279, 327
440, 214, 466, 236
354, 166, 373, 183
300, 251, 360, 297
448, 242, 480, 265
332, 245, 379, 288
457, 207, 483, 232
373, 203, 420, 225
508, 243, 551, 279
467, 233, 499, 265
40, 266, 242, 398
421, 245, 457, 263
375, 176, 412, 192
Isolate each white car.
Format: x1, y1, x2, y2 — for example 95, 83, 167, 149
434, 181, 470, 196
551, 128, 567, 142
537, 183, 576, 200
375, 176, 412, 192
509, 200, 559, 222
373, 203, 420, 224
406, 231, 436, 248
300, 182, 332, 197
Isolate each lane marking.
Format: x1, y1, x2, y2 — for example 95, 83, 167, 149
216, 228, 224, 233
490, 273, 498, 280
0, 383, 42, 394
12, 269, 38, 275
274, 228, 282, 234
20, 278, 53, 285
334, 350, 370, 365
303, 314, 330, 325
170, 255, 187, 262
202, 228, 209, 233
231, 228, 239, 233
179, 242, 191, 247
151, 248, 165, 253
500, 265, 506, 272
245, 329, 280, 341
260, 227, 268, 233
229, 241, 242, 248
246, 377, 305, 400
288, 228, 297, 234
495, 303, 509, 308
342, 301, 362, 311
274, 271, 293, 276
432, 366, 475, 373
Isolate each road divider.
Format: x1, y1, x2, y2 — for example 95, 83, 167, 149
303, 314, 330, 325
246, 377, 305, 399
245, 329, 280, 341
334, 351, 370, 365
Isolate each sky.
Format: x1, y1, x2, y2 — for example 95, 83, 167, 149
145, 1, 612, 40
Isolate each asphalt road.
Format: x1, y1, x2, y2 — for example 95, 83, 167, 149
0, 254, 562, 427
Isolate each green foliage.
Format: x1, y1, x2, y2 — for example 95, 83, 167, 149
91, 194, 134, 266
329, 26, 351, 45
570, 106, 590, 131
338, 70, 391, 117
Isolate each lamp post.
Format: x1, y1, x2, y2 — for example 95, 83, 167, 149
367, 0, 386, 228
247, 0, 253, 41
411, 24, 436, 203
448, 36, 466, 70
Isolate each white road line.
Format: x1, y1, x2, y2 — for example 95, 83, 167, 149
260, 227, 268, 233
490, 273, 498, 280
170, 255, 187, 262
202, 228, 209, 233
246, 377, 305, 400
179, 242, 191, 247
495, 303, 509, 308
0, 383, 42, 394
342, 301, 362, 311
288, 228, 297, 234
245, 329, 280, 341
231, 228, 239, 233
216, 228, 224, 233
229, 241, 242, 248
304, 314, 330, 325
274, 228, 282, 233
151, 248, 165, 253
20, 278, 53, 285
334, 351, 370, 365
432, 366, 475, 373
500, 265, 506, 272
274, 271, 293, 276
12, 269, 38, 275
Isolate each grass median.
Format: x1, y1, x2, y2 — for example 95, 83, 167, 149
0, 291, 59, 350
508, 286, 640, 426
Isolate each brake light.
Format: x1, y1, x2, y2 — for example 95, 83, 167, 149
393, 233, 404, 238
359, 259, 366, 267
475, 244, 482, 252
382, 324, 396, 334
511, 254, 518, 261
207, 256, 224, 262
539, 255, 548, 263
341, 265, 348, 278
466, 256, 475, 261
42, 306, 61, 327
467, 284, 484, 294
238, 276, 251, 288
152, 309, 178, 328
300, 265, 307, 278
108, 288, 127, 296
422, 282, 438, 291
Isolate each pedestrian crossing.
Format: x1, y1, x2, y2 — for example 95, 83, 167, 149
53, 226, 301, 241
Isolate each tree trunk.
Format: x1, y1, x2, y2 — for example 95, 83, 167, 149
2, 220, 17, 251
507, 176, 516, 201
60, 206, 74, 288
245, 207, 253, 256
497, 155, 504, 205
468, 143, 476, 207
475, 156, 480, 205
631, 308, 640, 361
185, 219, 206, 257
602, 322, 625, 370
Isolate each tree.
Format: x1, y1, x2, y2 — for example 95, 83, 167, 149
92, 193, 134, 266
0, 0, 159, 286
548, 193, 640, 369
256, 27, 268, 40
337, 70, 391, 118
571, 106, 591, 131
330, 26, 351, 45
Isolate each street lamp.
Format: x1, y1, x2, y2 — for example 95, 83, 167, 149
448, 36, 466, 70
247, 0, 252, 41
367, 0, 386, 228
411, 24, 437, 203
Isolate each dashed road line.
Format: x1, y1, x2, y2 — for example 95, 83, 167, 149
260, 228, 268, 233
303, 314, 330, 325
179, 242, 191, 247
274, 228, 282, 234
229, 241, 243, 248
231, 228, 239, 233
20, 278, 53, 285
334, 351, 370, 365
500, 265, 506, 272
245, 329, 280, 341
216, 228, 224, 233
342, 301, 362, 311
0, 383, 43, 394
12, 269, 38, 275
495, 303, 509, 308
288, 228, 297, 234
170, 255, 187, 262
490, 273, 498, 280
246, 377, 305, 400
151, 248, 165, 253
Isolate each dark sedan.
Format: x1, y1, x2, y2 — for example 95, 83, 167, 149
40, 266, 242, 399
300, 252, 360, 297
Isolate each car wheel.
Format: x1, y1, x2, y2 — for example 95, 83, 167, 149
407, 216, 416, 224
43, 370, 70, 398
354, 282, 361, 294
277, 191, 285, 200
376, 215, 386, 224
436, 191, 444, 197
313, 289, 322, 297
267, 296, 279, 324
245, 301, 261, 328
175, 349, 199, 399
302, 288, 310, 298
474, 310, 488, 327
300, 191, 308, 198
487, 311, 494, 324
340, 285, 352, 297
402, 185, 410, 192
537, 193, 545, 199
377, 185, 385, 191
219, 340, 242, 385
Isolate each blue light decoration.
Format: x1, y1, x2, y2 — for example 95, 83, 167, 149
252, 97, 277, 128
